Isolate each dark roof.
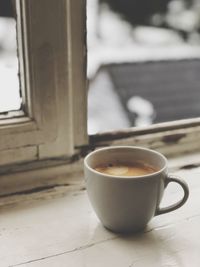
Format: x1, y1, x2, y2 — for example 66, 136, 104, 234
104, 59, 200, 125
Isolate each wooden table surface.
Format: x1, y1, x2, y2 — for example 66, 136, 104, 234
0, 157, 200, 267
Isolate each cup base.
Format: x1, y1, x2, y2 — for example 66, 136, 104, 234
103, 224, 147, 234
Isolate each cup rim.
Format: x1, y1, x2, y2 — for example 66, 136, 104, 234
84, 146, 167, 179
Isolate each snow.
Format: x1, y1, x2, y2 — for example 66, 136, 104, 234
126, 96, 155, 126
0, 17, 21, 113
88, 71, 130, 134
87, 1, 200, 133
87, 2, 200, 78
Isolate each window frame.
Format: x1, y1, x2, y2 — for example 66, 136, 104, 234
0, 0, 200, 196
0, 0, 87, 166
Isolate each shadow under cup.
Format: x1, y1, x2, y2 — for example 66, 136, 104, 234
84, 146, 189, 233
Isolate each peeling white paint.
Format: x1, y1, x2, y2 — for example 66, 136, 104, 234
0, 160, 200, 267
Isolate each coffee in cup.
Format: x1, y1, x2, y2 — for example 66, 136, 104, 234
84, 146, 189, 233
94, 161, 157, 177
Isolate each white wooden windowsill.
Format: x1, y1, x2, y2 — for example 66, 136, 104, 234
1, 153, 200, 267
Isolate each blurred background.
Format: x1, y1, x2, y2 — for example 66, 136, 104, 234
87, 0, 200, 134
0, 0, 21, 114
1, 0, 200, 132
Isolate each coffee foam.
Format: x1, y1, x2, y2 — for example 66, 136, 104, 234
94, 162, 156, 177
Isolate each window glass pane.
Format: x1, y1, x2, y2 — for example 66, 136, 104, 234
0, 0, 21, 113
87, 0, 200, 134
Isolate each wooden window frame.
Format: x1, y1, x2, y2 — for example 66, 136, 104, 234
0, 0, 200, 197
0, 0, 87, 167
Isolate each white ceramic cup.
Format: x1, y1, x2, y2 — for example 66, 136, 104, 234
84, 146, 189, 233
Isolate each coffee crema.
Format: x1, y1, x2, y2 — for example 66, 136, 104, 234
94, 162, 157, 177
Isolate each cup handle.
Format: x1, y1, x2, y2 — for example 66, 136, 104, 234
155, 175, 189, 216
